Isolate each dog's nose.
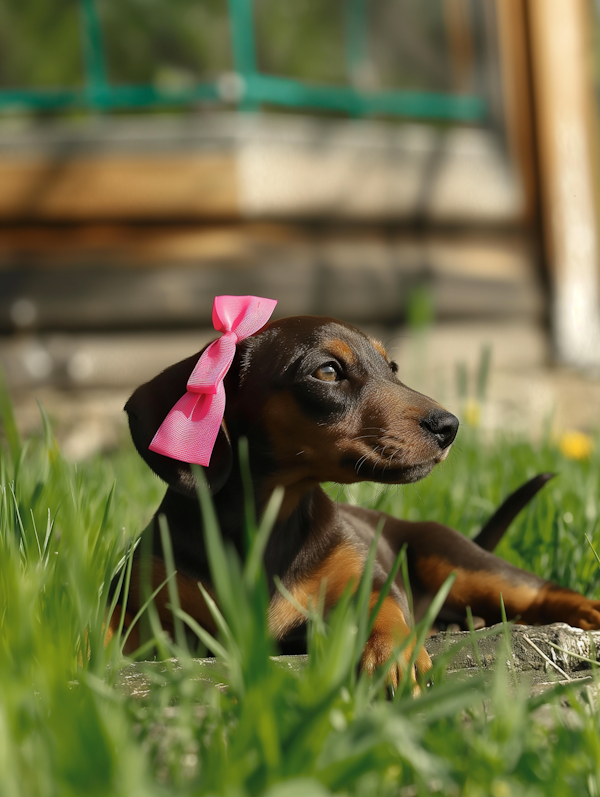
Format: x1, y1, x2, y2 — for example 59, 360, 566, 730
420, 409, 459, 449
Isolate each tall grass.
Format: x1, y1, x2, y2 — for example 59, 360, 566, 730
1, 390, 600, 796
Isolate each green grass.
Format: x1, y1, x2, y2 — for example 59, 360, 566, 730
1, 392, 600, 797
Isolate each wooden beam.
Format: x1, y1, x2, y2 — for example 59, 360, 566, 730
494, 0, 538, 226
0, 118, 523, 225
528, 0, 600, 367
0, 225, 542, 332
0, 155, 238, 221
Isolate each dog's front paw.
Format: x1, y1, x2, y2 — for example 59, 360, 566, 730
360, 630, 431, 693
361, 593, 432, 693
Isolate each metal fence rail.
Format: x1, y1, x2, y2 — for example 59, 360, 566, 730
0, 0, 486, 122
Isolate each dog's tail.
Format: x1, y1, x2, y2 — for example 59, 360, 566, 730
473, 473, 555, 552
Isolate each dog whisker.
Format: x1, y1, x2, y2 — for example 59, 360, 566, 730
355, 451, 372, 475
372, 447, 383, 477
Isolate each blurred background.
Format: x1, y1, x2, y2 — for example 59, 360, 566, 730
1, 0, 600, 459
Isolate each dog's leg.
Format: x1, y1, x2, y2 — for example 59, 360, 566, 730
360, 591, 432, 690
268, 540, 431, 688
394, 521, 600, 629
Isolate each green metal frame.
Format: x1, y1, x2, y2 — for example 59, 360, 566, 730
0, 0, 486, 122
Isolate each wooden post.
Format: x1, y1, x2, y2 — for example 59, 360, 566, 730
528, 0, 600, 368
494, 0, 538, 226
444, 0, 475, 93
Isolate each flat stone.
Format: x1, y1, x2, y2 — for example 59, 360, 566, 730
114, 624, 600, 699
425, 623, 600, 693
114, 656, 229, 700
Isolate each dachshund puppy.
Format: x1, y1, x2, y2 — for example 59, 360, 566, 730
116, 305, 600, 687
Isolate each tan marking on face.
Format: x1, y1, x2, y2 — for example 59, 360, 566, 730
324, 338, 355, 364
268, 543, 363, 638
261, 391, 350, 512
261, 386, 449, 511
370, 338, 388, 360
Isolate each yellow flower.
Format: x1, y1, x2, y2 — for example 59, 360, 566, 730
492, 782, 511, 797
559, 430, 594, 460
463, 399, 480, 428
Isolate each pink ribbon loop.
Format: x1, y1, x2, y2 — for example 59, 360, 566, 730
149, 295, 277, 465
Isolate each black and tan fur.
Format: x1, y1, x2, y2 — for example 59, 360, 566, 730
113, 315, 600, 686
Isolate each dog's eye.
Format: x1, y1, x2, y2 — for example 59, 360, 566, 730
390, 360, 399, 374
313, 363, 339, 382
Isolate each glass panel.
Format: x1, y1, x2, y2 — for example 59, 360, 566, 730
98, 0, 232, 86
254, 0, 477, 94
366, 0, 454, 91
254, 0, 347, 83
0, 0, 84, 89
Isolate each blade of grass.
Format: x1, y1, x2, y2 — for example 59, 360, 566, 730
526, 677, 593, 712
585, 533, 600, 568
37, 400, 59, 461
158, 514, 189, 656
239, 437, 257, 549
12, 440, 31, 491
29, 507, 42, 560
90, 482, 115, 564
499, 594, 519, 689
244, 486, 284, 590
120, 571, 174, 656
521, 634, 571, 681
137, 525, 171, 659
368, 544, 407, 638
397, 671, 487, 721
354, 520, 384, 656
546, 640, 599, 668
465, 606, 483, 669
407, 572, 456, 669
273, 575, 313, 624
192, 465, 237, 623
171, 607, 230, 662
105, 542, 136, 663
111, 535, 142, 581
196, 581, 236, 653
399, 545, 414, 622
128, 636, 170, 663
0, 367, 21, 461
9, 482, 28, 557
42, 507, 55, 562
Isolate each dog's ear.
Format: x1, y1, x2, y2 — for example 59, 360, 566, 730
125, 348, 233, 497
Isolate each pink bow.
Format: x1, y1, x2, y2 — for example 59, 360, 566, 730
149, 295, 277, 465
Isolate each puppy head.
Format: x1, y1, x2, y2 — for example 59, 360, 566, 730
126, 315, 459, 497
232, 316, 459, 490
